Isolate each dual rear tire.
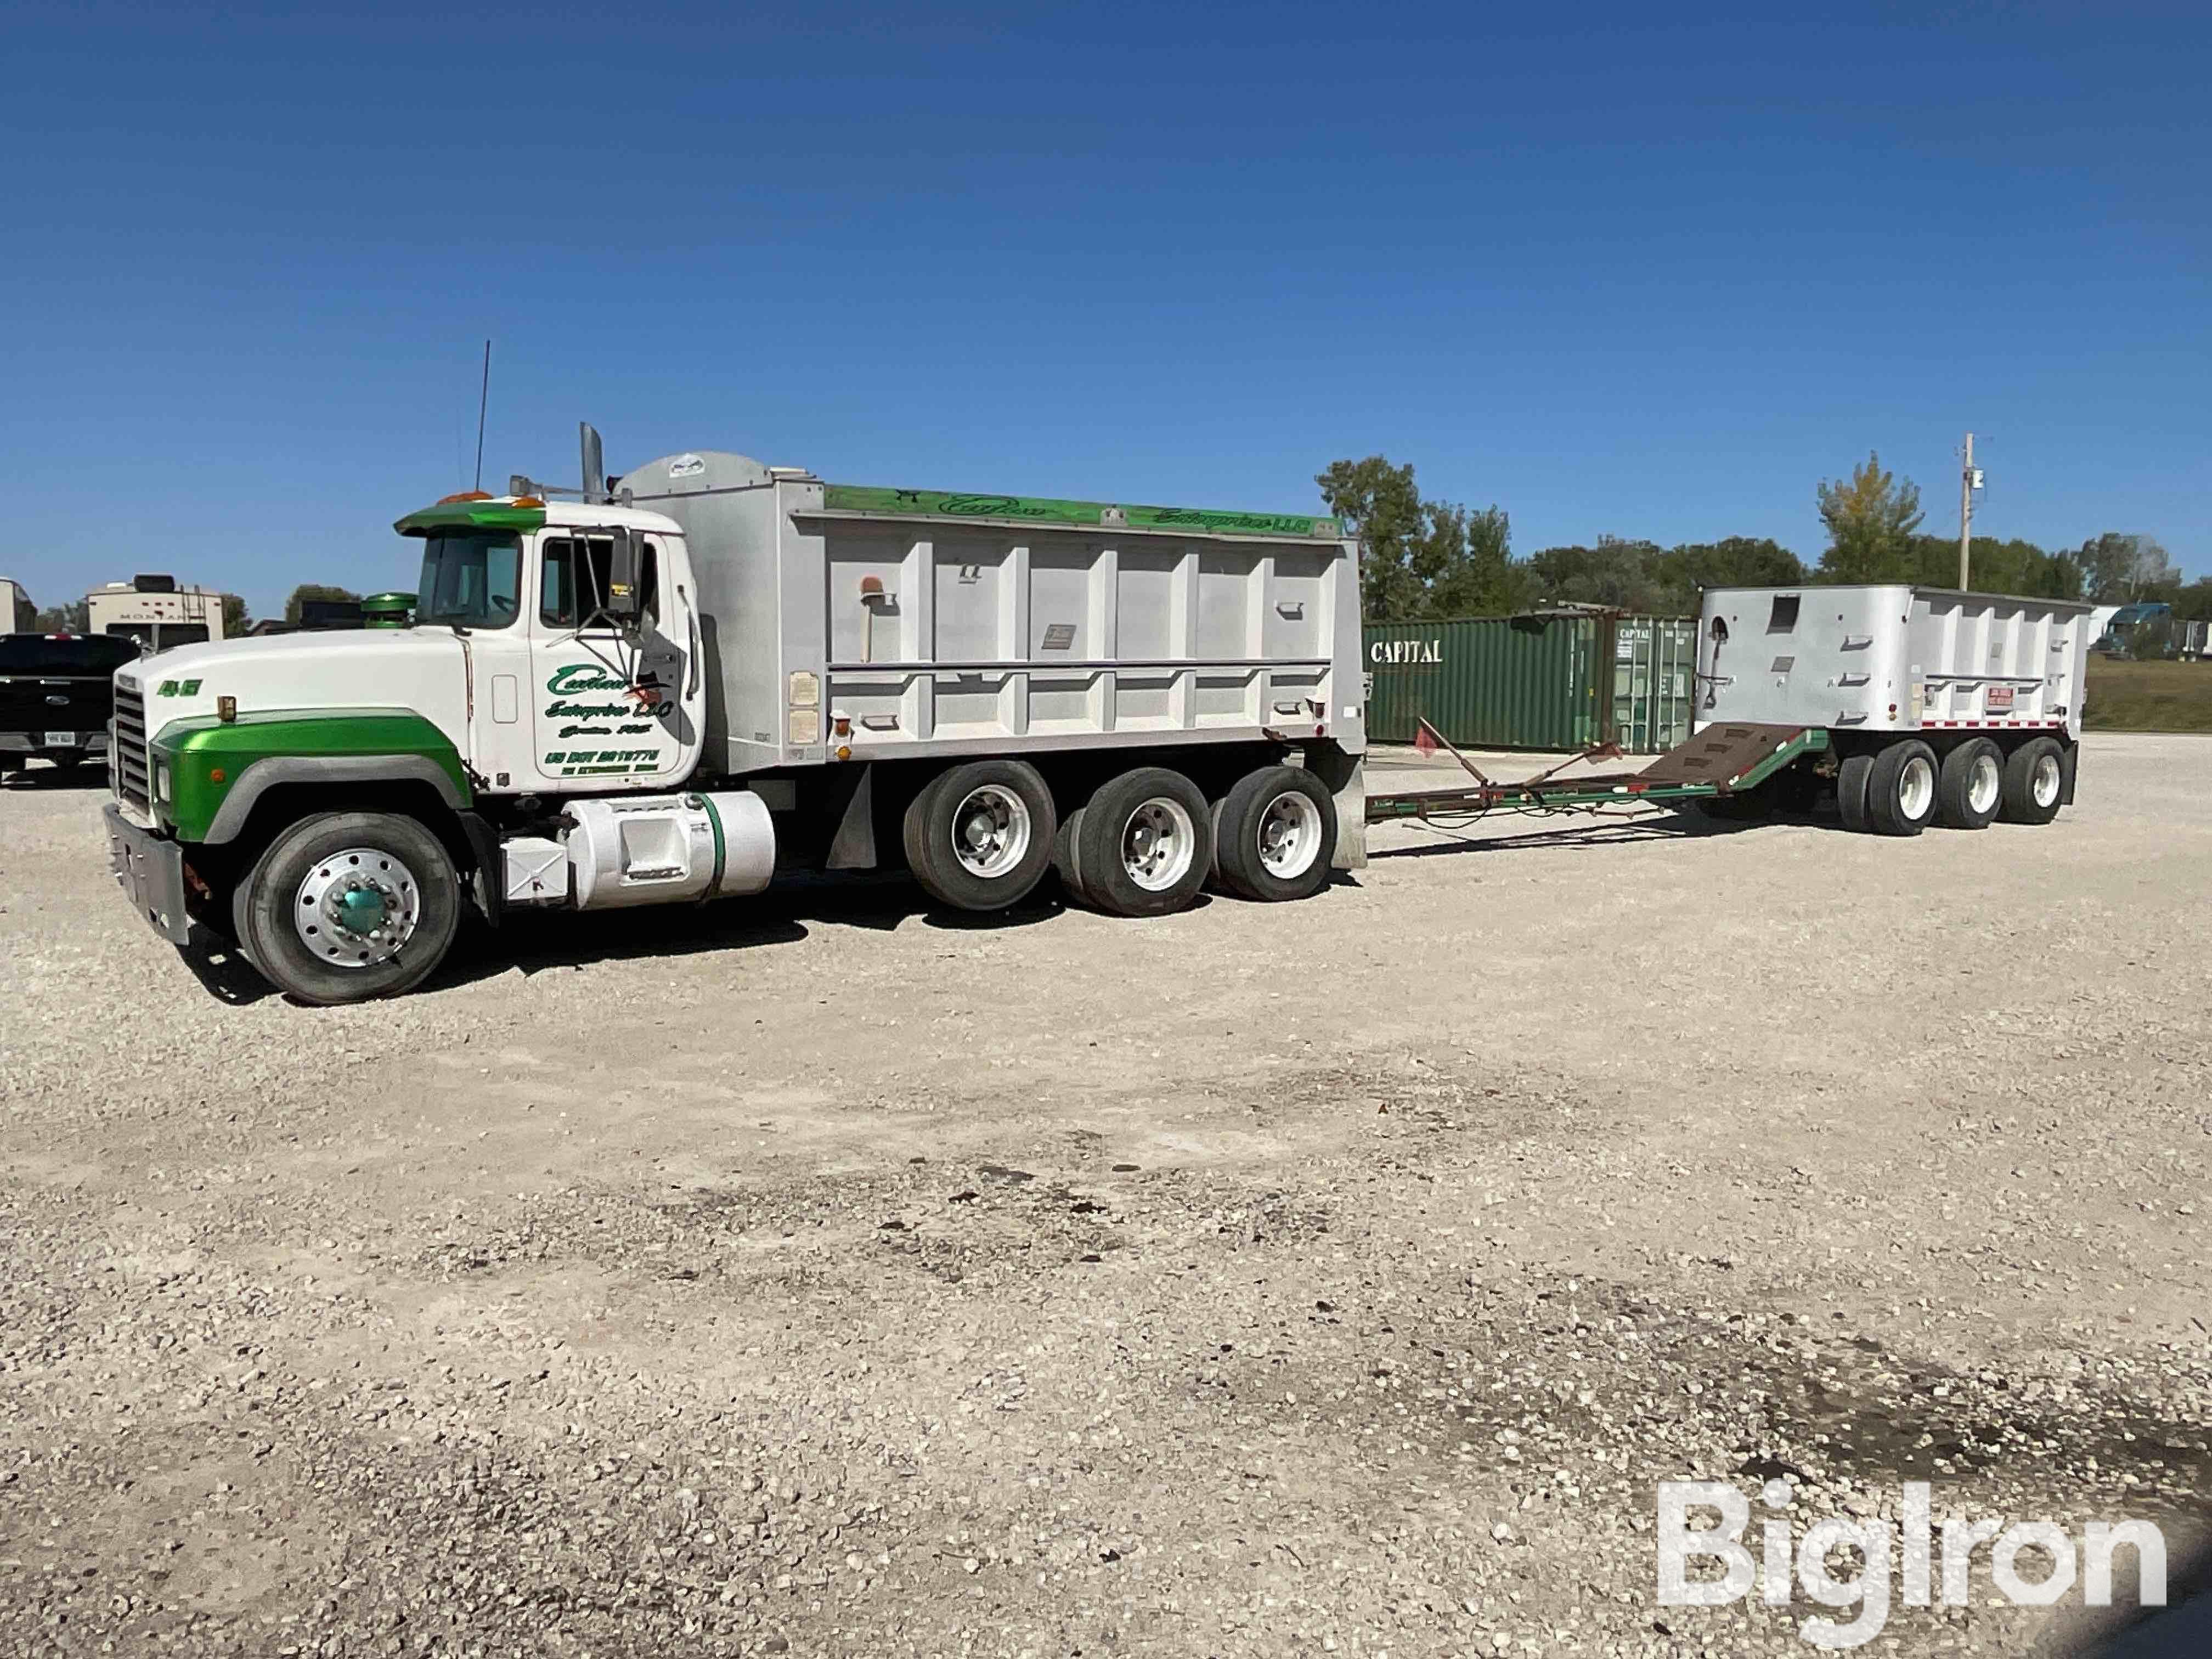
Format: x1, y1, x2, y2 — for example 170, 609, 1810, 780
904, 757, 1338, 920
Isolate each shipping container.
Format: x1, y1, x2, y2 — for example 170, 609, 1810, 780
1363, 614, 1605, 751
1610, 616, 1697, 753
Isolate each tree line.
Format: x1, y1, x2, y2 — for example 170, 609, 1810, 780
1323, 451, 2209, 627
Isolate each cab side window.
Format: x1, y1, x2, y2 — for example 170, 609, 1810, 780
539, 537, 659, 630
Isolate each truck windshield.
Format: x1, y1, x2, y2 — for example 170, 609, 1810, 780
414, 533, 522, 629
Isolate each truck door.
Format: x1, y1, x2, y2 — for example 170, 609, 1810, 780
528, 531, 699, 789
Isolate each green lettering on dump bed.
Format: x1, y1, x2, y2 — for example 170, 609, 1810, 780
820, 484, 1336, 540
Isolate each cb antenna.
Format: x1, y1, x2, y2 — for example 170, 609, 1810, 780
472, 339, 492, 493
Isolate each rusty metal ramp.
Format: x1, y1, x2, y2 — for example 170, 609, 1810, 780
1633, 723, 1814, 789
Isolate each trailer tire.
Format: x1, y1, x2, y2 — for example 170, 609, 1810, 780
902, 759, 1057, 912
1211, 765, 1337, 902
1936, 738, 2003, 830
233, 811, 461, 1005
1835, 752, 1875, 833
1076, 767, 1213, 918
1052, 805, 1093, 906
1865, 740, 1939, 837
1999, 736, 2065, 826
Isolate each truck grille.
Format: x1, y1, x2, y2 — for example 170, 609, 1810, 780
112, 680, 151, 811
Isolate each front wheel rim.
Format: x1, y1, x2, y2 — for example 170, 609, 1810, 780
1898, 755, 1936, 820
1121, 798, 1197, 892
1967, 754, 2001, 814
951, 785, 1033, 878
1256, 791, 1323, 878
2032, 753, 2062, 808
294, 847, 420, 967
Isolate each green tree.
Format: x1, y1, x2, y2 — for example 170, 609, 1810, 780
2076, 533, 2178, 601
284, 584, 363, 626
1816, 454, 1923, 580
222, 594, 252, 635
1904, 535, 2084, 599
1315, 456, 1515, 621
33, 601, 89, 632
1521, 537, 1665, 612
1645, 537, 1805, 613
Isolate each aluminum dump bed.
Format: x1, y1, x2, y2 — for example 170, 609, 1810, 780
1695, 584, 2098, 741
621, 452, 1366, 775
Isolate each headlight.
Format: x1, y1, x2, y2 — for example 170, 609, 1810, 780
153, 760, 171, 801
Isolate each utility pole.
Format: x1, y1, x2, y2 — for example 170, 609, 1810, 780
1957, 432, 1978, 589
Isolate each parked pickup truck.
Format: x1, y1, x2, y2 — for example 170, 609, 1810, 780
1, 633, 142, 777
103, 427, 1365, 1003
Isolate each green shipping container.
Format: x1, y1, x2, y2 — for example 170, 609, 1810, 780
1363, 613, 1698, 754
1609, 616, 1698, 754
1363, 614, 1606, 751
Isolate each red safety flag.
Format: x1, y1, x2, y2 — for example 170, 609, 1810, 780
1413, 720, 1441, 757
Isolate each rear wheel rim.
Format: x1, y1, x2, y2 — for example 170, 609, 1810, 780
951, 785, 1032, 878
1122, 799, 1197, 893
2032, 753, 2062, 808
1967, 753, 2001, 815
1898, 755, 1935, 820
294, 848, 420, 967
1256, 791, 1323, 879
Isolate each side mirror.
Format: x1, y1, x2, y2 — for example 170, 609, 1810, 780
603, 527, 642, 622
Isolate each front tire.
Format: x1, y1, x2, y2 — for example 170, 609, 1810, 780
901, 759, 1057, 911
1936, 738, 2003, 830
234, 811, 461, 1005
1999, 737, 2065, 825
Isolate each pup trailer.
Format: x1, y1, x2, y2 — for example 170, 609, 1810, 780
104, 434, 1369, 1003
1370, 583, 2096, 835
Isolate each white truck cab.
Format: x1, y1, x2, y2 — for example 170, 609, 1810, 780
401, 495, 705, 794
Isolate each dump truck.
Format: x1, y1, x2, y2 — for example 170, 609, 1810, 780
104, 430, 1366, 1003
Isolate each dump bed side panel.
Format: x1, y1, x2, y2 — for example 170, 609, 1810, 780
788, 493, 1362, 768
1908, 590, 2091, 740
1695, 585, 1914, 733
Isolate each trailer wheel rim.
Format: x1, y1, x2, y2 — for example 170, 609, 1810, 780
1121, 798, 1198, 893
1256, 790, 1324, 878
950, 785, 1032, 879
1967, 753, 2001, 815
294, 848, 420, 967
2031, 752, 2062, 808
1898, 754, 1935, 821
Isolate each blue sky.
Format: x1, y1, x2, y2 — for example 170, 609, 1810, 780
4, 1, 2207, 616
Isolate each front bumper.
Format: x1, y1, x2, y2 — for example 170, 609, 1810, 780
0, 731, 108, 755
104, 801, 191, 945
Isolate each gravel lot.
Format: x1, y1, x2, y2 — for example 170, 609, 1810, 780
3, 733, 2208, 1657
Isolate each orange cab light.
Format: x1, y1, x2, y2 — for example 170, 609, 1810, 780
510, 495, 544, 508
436, 490, 494, 504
